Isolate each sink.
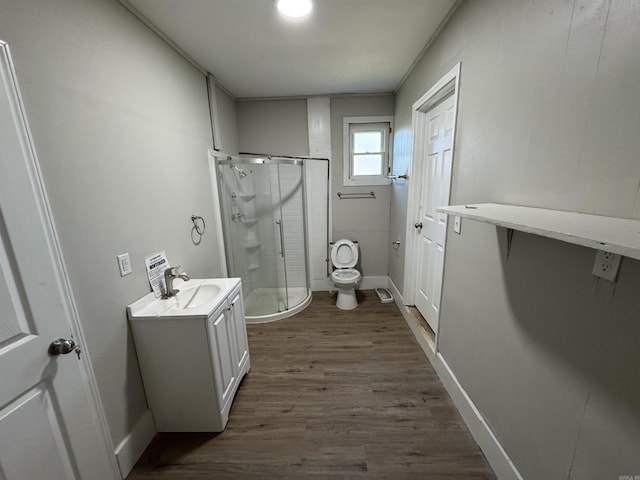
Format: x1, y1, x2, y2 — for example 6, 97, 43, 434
175, 284, 222, 309
127, 278, 241, 319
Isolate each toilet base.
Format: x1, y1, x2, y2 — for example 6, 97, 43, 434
336, 287, 357, 310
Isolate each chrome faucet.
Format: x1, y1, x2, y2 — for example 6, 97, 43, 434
162, 265, 190, 299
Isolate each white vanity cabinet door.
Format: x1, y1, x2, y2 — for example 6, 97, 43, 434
208, 303, 237, 411
228, 286, 249, 373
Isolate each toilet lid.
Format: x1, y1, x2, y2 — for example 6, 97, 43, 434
331, 239, 358, 268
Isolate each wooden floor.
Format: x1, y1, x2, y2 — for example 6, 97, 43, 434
127, 291, 496, 479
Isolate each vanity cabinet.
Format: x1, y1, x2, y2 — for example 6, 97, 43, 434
208, 285, 249, 414
128, 279, 250, 432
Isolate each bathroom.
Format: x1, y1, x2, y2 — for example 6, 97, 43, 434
1, 0, 639, 479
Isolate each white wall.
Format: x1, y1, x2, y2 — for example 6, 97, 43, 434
390, 0, 640, 478
0, 0, 219, 454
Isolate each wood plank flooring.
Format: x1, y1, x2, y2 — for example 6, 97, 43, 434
127, 290, 496, 479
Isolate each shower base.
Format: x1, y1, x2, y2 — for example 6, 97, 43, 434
244, 287, 311, 323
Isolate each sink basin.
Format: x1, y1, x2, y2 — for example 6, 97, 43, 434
127, 278, 241, 319
176, 284, 222, 309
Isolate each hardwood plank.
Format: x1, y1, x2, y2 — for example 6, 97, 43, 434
127, 290, 496, 479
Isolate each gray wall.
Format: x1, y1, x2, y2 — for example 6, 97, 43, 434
237, 95, 395, 280
390, 0, 640, 478
330, 95, 394, 278
0, 0, 219, 450
237, 99, 309, 156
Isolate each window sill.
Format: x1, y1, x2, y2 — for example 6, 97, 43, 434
343, 177, 392, 187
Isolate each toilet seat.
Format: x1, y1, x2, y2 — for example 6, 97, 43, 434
331, 239, 358, 268
331, 268, 361, 284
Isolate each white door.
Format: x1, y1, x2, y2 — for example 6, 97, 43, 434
414, 94, 455, 334
0, 41, 117, 480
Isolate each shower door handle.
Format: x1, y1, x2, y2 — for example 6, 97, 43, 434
276, 219, 285, 258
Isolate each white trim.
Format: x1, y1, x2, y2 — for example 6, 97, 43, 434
433, 354, 524, 480
306, 98, 332, 283
0, 40, 120, 479
342, 115, 394, 186
387, 276, 403, 303
114, 409, 156, 478
207, 75, 223, 151
117, 0, 207, 75
402, 62, 461, 344
394, 0, 464, 94
319, 273, 523, 479
208, 149, 229, 276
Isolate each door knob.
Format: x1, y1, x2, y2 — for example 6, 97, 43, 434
414, 222, 423, 230
49, 337, 82, 359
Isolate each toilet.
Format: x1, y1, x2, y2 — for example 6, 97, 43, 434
330, 239, 362, 310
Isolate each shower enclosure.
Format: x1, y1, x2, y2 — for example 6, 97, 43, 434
215, 155, 312, 322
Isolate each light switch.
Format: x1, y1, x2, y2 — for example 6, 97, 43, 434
117, 253, 132, 276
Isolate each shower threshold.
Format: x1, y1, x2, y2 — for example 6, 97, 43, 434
244, 287, 311, 323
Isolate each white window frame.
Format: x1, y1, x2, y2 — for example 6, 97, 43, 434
343, 115, 393, 186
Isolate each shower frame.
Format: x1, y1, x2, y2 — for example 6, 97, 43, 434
212, 153, 319, 323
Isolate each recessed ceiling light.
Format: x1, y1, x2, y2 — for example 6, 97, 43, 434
276, 0, 313, 18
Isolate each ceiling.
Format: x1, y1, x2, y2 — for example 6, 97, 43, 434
125, 0, 456, 99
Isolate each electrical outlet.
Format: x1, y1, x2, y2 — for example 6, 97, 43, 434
453, 216, 461, 234
117, 253, 132, 276
592, 250, 621, 282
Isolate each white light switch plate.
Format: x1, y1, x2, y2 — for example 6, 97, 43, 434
453, 216, 461, 234
117, 253, 132, 276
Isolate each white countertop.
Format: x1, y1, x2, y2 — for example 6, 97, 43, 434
127, 278, 241, 319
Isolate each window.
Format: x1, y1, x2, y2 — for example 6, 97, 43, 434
343, 116, 393, 186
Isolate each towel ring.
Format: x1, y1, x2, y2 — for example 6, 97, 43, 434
191, 215, 206, 235
191, 215, 206, 245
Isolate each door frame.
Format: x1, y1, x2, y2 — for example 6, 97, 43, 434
403, 63, 461, 341
0, 40, 120, 479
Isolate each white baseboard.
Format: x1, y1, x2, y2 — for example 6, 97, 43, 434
433, 353, 523, 480
387, 275, 521, 480
387, 276, 403, 304
114, 409, 156, 478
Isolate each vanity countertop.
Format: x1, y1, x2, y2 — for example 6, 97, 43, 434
127, 277, 241, 319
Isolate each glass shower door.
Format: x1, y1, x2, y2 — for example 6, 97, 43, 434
216, 161, 287, 317
276, 162, 308, 312
215, 155, 311, 322
251, 162, 289, 315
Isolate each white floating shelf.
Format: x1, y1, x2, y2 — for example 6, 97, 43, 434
437, 203, 640, 260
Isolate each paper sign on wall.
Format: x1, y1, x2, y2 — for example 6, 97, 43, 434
145, 251, 170, 298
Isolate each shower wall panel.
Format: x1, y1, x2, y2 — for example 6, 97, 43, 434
277, 165, 306, 289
